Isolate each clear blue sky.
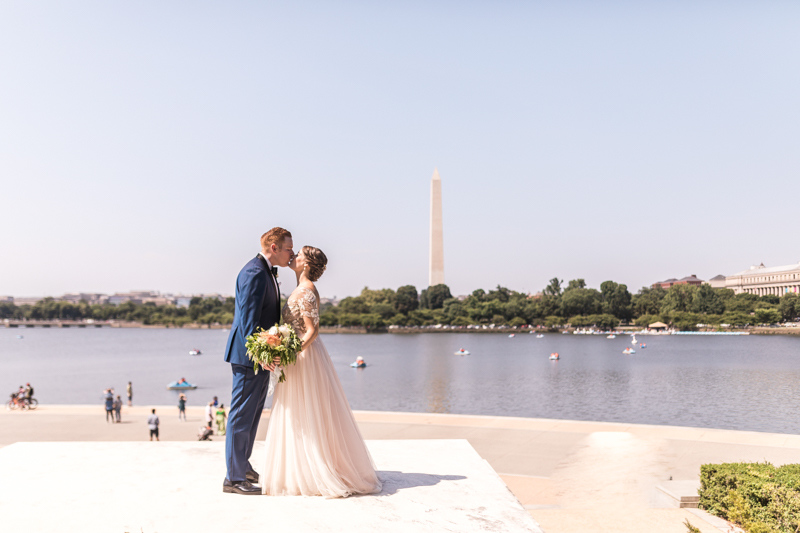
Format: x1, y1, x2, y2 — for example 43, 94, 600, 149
2, 1, 799, 299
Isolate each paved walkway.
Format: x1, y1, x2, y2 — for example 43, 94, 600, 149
5, 406, 797, 532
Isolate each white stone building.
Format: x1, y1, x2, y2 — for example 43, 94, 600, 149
726, 262, 800, 296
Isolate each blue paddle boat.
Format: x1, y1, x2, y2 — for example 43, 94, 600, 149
167, 379, 197, 390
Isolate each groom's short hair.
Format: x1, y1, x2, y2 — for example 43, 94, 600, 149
261, 227, 292, 250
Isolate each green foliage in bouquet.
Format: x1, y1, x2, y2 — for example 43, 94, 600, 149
245, 324, 303, 382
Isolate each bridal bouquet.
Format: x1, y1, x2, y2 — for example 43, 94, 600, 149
245, 324, 303, 383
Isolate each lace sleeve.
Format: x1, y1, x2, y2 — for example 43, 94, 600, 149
294, 288, 319, 323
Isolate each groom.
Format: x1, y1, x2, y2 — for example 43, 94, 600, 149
223, 227, 294, 495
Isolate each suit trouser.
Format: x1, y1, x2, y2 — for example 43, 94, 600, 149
225, 364, 269, 482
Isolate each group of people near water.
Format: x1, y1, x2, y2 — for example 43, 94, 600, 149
199, 396, 228, 440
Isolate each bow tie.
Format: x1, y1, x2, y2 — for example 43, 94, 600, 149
271, 266, 278, 277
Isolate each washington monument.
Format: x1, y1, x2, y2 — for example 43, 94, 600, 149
429, 168, 444, 286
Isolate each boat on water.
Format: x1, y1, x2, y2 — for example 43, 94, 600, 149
631, 336, 637, 344
454, 348, 470, 355
350, 356, 366, 368
189, 349, 202, 356
607, 334, 616, 339
622, 348, 636, 355
167, 380, 197, 390
536, 334, 544, 338
508, 334, 515, 338
16, 335, 23, 339
639, 343, 647, 349
549, 352, 560, 360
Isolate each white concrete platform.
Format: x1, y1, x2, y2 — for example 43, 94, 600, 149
0, 439, 542, 533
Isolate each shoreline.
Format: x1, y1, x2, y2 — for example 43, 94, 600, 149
5, 321, 800, 335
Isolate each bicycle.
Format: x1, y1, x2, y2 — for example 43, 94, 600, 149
5, 394, 36, 411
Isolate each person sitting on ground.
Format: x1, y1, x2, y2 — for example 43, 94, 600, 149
198, 422, 213, 441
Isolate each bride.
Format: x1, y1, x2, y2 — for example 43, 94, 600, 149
260, 246, 382, 497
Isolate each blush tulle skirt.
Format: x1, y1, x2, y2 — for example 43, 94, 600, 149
261, 337, 382, 497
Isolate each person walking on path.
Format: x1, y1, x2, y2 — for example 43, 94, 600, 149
215, 403, 227, 435
205, 401, 214, 430
178, 394, 186, 421
113, 395, 122, 423
148, 409, 160, 441
223, 227, 291, 495
126, 382, 133, 407
104, 389, 114, 423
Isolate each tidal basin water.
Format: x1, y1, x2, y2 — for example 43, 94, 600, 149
2, 328, 800, 434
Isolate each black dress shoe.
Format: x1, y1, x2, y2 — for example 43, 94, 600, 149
223, 479, 261, 495
246, 469, 260, 483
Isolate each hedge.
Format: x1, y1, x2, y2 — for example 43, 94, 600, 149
699, 462, 800, 533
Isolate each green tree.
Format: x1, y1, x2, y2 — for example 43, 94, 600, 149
634, 314, 664, 327
339, 296, 370, 315
761, 294, 780, 305
720, 312, 751, 327
600, 281, 632, 320
359, 287, 396, 307
725, 293, 759, 314
754, 308, 782, 325
632, 287, 667, 317
660, 285, 698, 314
370, 303, 396, 319
690, 284, 725, 315
420, 284, 452, 310
560, 288, 602, 317
564, 279, 586, 292
671, 312, 702, 331
509, 317, 526, 327
543, 278, 563, 297
360, 314, 386, 330
779, 293, 799, 321
395, 285, 419, 314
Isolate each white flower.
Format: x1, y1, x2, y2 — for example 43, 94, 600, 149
268, 326, 279, 336
278, 325, 291, 339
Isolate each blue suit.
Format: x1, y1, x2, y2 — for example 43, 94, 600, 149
224, 254, 281, 483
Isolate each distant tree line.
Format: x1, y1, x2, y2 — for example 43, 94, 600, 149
0, 297, 234, 326
3, 281, 797, 331
318, 279, 800, 331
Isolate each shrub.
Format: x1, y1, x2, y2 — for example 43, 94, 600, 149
699, 462, 800, 532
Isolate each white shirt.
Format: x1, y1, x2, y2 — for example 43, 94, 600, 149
205, 404, 214, 422
259, 252, 280, 296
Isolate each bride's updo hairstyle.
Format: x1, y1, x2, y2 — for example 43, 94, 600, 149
303, 246, 327, 282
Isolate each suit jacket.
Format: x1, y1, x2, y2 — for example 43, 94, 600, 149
224, 255, 281, 366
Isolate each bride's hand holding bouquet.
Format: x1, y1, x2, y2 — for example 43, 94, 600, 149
245, 324, 303, 383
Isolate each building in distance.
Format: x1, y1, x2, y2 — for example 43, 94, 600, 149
5, 291, 231, 307
725, 262, 800, 296
707, 275, 727, 289
651, 275, 703, 290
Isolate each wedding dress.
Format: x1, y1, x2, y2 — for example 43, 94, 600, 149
261, 287, 382, 497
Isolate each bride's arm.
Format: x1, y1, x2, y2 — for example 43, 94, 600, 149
300, 314, 318, 352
